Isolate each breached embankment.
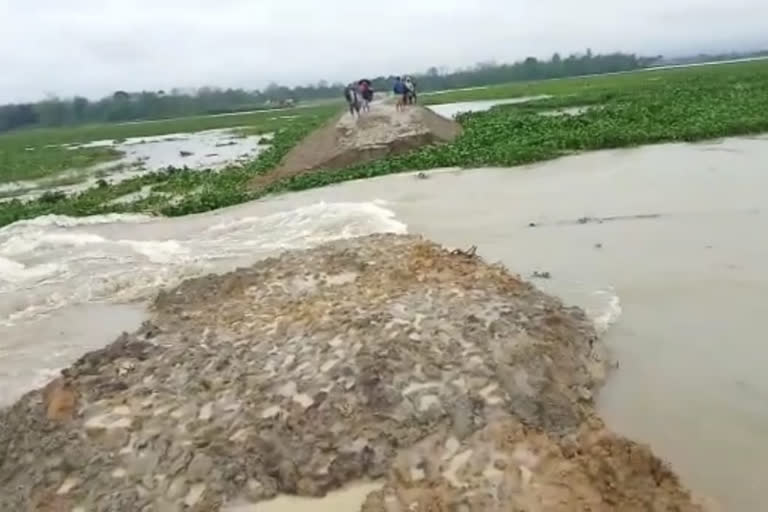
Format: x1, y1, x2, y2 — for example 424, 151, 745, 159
0, 234, 706, 511
249, 104, 461, 190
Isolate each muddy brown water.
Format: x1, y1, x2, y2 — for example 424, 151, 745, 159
2, 135, 768, 510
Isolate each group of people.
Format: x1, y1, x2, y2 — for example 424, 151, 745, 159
344, 79, 374, 116
343, 76, 418, 116
393, 76, 417, 111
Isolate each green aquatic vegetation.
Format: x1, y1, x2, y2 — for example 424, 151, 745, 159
258, 63, 768, 194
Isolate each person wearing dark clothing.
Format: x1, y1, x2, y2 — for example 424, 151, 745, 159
344, 83, 360, 116
358, 79, 374, 112
393, 77, 407, 111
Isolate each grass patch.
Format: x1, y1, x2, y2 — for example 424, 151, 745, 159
420, 59, 768, 104
0, 145, 123, 184
0, 104, 340, 147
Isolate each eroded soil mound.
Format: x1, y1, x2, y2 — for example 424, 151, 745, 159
250, 104, 461, 190
362, 418, 702, 512
0, 235, 704, 511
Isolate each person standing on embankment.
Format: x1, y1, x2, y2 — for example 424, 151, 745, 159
404, 75, 417, 104
344, 83, 361, 116
358, 79, 373, 112
393, 76, 407, 111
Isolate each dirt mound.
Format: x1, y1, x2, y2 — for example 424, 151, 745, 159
250, 104, 461, 190
363, 418, 703, 512
0, 235, 706, 511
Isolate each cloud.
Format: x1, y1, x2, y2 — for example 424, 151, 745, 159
0, 0, 766, 103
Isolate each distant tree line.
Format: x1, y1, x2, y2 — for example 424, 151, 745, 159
367, 50, 660, 95
656, 49, 768, 66
0, 50, 661, 133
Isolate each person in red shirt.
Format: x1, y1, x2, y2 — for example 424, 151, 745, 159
358, 79, 373, 112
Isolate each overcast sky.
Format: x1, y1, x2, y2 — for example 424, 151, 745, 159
1, 0, 766, 103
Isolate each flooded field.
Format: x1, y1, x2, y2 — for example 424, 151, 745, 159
426, 95, 552, 118
75, 129, 270, 169
1, 135, 767, 509
0, 128, 270, 202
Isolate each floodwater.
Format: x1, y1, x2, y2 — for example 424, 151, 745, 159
0, 203, 406, 402
2, 135, 768, 510
224, 482, 383, 512
426, 95, 551, 118
75, 129, 270, 172
0, 128, 270, 202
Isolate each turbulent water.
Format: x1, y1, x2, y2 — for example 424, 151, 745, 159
2, 134, 768, 510
0, 203, 404, 326
0, 202, 406, 404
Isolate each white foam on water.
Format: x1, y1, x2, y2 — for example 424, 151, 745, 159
588, 289, 623, 335
0, 257, 63, 285
116, 240, 188, 264
202, 201, 406, 252
0, 201, 407, 326
0, 256, 24, 275
7, 213, 154, 228
535, 279, 622, 336
0, 232, 107, 256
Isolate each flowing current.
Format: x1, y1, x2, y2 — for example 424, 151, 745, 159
2, 134, 768, 510
0, 203, 406, 326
